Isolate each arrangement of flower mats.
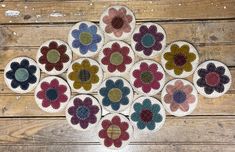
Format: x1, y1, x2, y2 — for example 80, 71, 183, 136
3, 5, 232, 150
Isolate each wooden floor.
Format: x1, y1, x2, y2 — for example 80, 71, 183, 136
0, 0, 235, 151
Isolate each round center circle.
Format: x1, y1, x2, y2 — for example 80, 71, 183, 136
140, 109, 153, 123
173, 90, 186, 104
205, 72, 221, 87
76, 106, 90, 120
78, 69, 91, 82
46, 88, 58, 101
141, 33, 156, 48
141, 71, 153, 84
15, 68, 29, 82
107, 124, 121, 140
79, 32, 93, 45
110, 52, 124, 66
111, 16, 124, 29
174, 53, 187, 67
108, 88, 122, 103
46, 49, 61, 64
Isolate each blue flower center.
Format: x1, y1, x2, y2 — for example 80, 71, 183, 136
15, 68, 29, 82
46, 88, 58, 101
141, 33, 156, 48
79, 32, 93, 45
173, 90, 186, 103
76, 106, 90, 120
78, 69, 91, 82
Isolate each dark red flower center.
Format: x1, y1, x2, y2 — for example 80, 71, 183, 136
205, 72, 220, 87
173, 90, 186, 104
141, 33, 156, 48
111, 16, 124, 29
46, 88, 58, 101
141, 71, 153, 84
174, 53, 187, 67
140, 109, 153, 122
78, 69, 91, 82
108, 88, 122, 103
110, 52, 124, 65
107, 124, 121, 140
76, 106, 90, 120
46, 49, 61, 63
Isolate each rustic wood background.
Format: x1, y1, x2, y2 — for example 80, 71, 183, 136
0, 0, 235, 151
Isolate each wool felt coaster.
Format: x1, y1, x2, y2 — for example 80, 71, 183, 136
131, 22, 166, 58
161, 79, 198, 117
98, 76, 134, 113
99, 41, 134, 75
129, 96, 166, 132
34, 76, 71, 113
193, 60, 232, 98
36, 39, 72, 75
68, 21, 104, 57
97, 113, 133, 150
66, 94, 102, 131
4, 57, 40, 93
161, 41, 199, 78
130, 59, 166, 96
66, 58, 103, 93
99, 5, 136, 40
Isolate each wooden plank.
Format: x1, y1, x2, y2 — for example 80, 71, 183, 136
1, 66, 234, 94
1, 44, 235, 71
0, 93, 235, 117
0, 20, 235, 47
0, 116, 234, 144
1, 144, 235, 152
0, 0, 234, 23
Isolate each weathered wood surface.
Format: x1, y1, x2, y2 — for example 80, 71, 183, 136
0, 0, 235, 151
1, 145, 235, 152
0, 94, 235, 117
0, 0, 235, 24
0, 117, 234, 144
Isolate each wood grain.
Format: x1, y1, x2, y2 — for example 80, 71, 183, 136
0, 116, 234, 144
0, 0, 235, 151
1, 144, 235, 152
0, 93, 235, 117
0, 20, 234, 47
0, 0, 235, 24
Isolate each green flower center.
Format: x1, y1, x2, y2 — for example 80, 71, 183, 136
15, 68, 29, 82
173, 90, 186, 104
141, 71, 153, 84
46, 88, 58, 101
108, 88, 122, 103
110, 52, 123, 65
47, 49, 61, 63
205, 72, 220, 87
111, 16, 124, 29
76, 106, 90, 120
141, 33, 156, 48
174, 53, 186, 67
78, 69, 91, 82
140, 109, 153, 122
79, 32, 93, 45
107, 124, 121, 140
